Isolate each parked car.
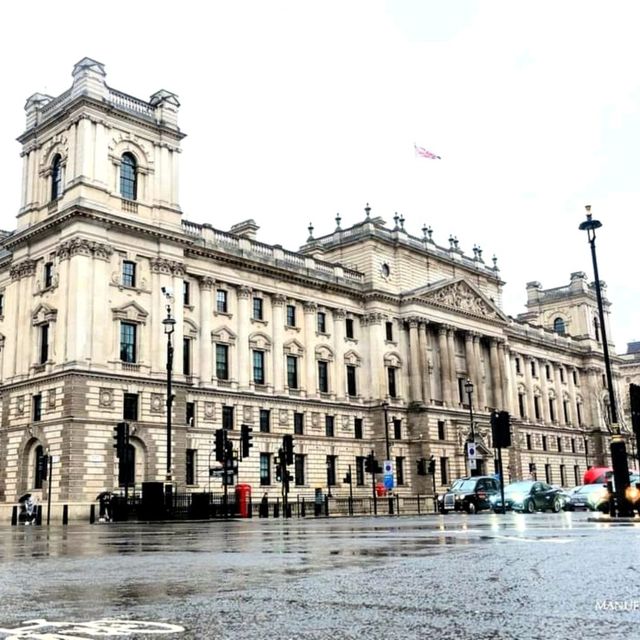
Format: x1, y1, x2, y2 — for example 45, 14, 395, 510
563, 483, 609, 512
490, 480, 565, 513
437, 476, 500, 514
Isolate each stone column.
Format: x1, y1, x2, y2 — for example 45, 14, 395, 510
585, 367, 602, 428
489, 338, 503, 409
363, 313, 385, 400
199, 277, 214, 386
237, 285, 251, 390
539, 360, 551, 424
438, 326, 452, 406
333, 308, 346, 399
67, 241, 93, 363
303, 301, 317, 397
498, 341, 511, 413
447, 327, 457, 403
524, 356, 535, 421
408, 318, 421, 403
418, 321, 431, 404
473, 335, 487, 410
554, 364, 565, 425
464, 331, 477, 390
272, 295, 286, 394
567, 367, 579, 426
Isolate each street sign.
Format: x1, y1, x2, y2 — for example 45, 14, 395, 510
383, 460, 393, 474
383, 474, 394, 490
209, 467, 224, 478
467, 442, 477, 460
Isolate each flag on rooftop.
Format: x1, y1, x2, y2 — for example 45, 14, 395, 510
414, 144, 441, 159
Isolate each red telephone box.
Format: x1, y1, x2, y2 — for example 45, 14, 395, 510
235, 484, 252, 518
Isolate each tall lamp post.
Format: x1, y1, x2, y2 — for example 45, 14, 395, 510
579, 206, 631, 516
381, 401, 394, 515
464, 379, 476, 476
162, 294, 176, 483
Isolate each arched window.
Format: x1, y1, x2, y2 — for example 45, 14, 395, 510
120, 153, 137, 201
34, 445, 45, 489
593, 316, 600, 342
553, 317, 566, 335
51, 155, 62, 200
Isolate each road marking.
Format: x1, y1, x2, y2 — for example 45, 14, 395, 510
0, 618, 185, 638
492, 534, 573, 544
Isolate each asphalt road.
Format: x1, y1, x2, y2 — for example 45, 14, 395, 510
0, 512, 639, 639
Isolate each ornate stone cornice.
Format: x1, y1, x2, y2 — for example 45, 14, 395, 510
199, 276, 215, 290
421, 280, 501, 320
272, 294, 287, 307
303, 301, 317, 314
150, 257, 185, 275
361, 312, 384, 326
334, 308, 346, 320
237, 285, 252, 299
10, 259, 36, 280
56, 238, 112, 260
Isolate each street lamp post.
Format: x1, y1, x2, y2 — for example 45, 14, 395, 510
381, 401, 394, 515
464, 379, 475, 476
162, 297, 176, 483
579, 206, 631, 516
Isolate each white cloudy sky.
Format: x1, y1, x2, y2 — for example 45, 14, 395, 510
1, 0, 639, 349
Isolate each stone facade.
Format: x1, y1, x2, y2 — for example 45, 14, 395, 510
0, 59, 633, 519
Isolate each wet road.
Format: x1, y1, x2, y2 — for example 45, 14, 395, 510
0, 513, 639, 639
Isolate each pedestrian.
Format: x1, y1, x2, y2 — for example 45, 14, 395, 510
260, 493, 268, 518
25, 496, 36, 525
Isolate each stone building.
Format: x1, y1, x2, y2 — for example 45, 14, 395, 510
0, 59, 631, 518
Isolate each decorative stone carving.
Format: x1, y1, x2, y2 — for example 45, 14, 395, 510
204, 402, 215, 419
279, 409, 289, 425
150, 393, 164, 413
303, 301, 317, 314
149, 258, 185, 275
243, 405, 253, 422
10, 259, 37, 280
99, 388, 114, 408
237, 285, 252, 299
272, 294, 286, 307
361, 312, 384, 326
423, 280, 499, 319
200, 277, 215, 290
334, 308, 346, 320
16, 396, 25, 416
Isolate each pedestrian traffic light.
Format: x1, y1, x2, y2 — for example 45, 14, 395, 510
416, 458, 427, 476
428, 456, 436, 475
283, 434, 294, 465
114, 422, 128, 459
284, 470, 293, 490
215, 429, 225, 463
275, 453, 283, 482
492, 411, 512, 448
241, 424, 254, 458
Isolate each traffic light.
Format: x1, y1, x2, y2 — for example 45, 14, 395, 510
284, 470, 293, 490
114, 422, 128, 459
275, 453, 283, 482
416, 458, 427, 476
365, 453, 376, 474
343, 471, 352, 484
241, 424, 254, 458
491, 411, 512, 448
630, 384, 640, 433
215, 429, 225, 463
428, 456, 436, 475
282, 434, 294, 465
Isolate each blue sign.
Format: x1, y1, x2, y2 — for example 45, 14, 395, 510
383, 474, 394, 490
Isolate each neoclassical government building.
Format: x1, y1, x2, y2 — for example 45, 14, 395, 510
0, 58, 632, 517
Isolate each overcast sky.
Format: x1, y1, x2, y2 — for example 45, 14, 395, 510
2, 1, 638, 350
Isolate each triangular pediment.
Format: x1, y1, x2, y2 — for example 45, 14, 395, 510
111, 301, 148, 323
407, 278, 508, 322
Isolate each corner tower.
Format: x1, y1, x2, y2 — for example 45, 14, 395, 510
17, 57, 185, 231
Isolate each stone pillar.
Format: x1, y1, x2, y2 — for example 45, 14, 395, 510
585, 367, 602, 428
524, 356, 535, 421
464, 331, 477, 390
438, 326, 452, 406
303, 301, 317, 397
567, 367, 579, 425
272, 295, 286, 394
408, 318, 421, 403
199, 277, 214, 386
333, 309, 346, 400
418, 321, 431, 404
539, 360, 551, 424
237, 285, 251, 390
473, 335, 487, 410
489, 338, 503, 409
498, 341, 511, 413
554, 364, 565, 425
364, 313, 385, 400
447, 327, 457, 403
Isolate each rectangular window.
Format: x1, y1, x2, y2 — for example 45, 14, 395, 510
318, 361, 329, 393
120, 322, 137, 363
253, 297, 263, 320
40, 324, 50, 364
542, 435, 548, 451
186, 449, 196, 485
286, 355, 298, 389
437, 420, 446, 440
574, 465, 581, 486
518, 394, 525, 418
123, 393, 138, 421
529, 463, 537, 479
122, 261, 136, 288
563, 400, 569, 423
573, 369, 579, 385
526, 434, 532, 450
325, 415, 335, 437
387, 368, 397, 398
355, 456, 365, 486
584, 439, 589, 456
44, 262, 54, 289
222, 405, 234, 430
345, 318, 354, 339
33, 394, 42, 422
440, 456, 449, 485
216, 344, 229, 380
260, 453, 271, 486
545, 464, 552, 484
183, 281, 190, 306
576, 403, 582, 425
183, 338, 191, 376
458, 378, 465, 404
216, 289, 228, 313
286, 304, 296, 327
396, 456, 405, 486
354, 417, 363, 440
515, 357, 521, 374
317, 311, 326, 333
557, 436, 562, 452
560, 367, 565, 383
534, 396, 541, 420
393, 419, 402, 440
549, 398, 555, 422
294, 412, 304, 435
294, 454, 305, 486
531, 360, 537, 377
326, 455, 337, 486
545, 364, 551, 380
385, 321, 394, 341
346, 365, 357, 397
259, 409, 270, 433
560, 464, 567, 487
186, 402, 195, 426
571, 438, 576, 454
253, 350, 265, 385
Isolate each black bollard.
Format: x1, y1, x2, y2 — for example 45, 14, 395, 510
62, 504, 68, 525
35, 505, 43, 526
89, 504, 96, 524
11, 505, 18, 526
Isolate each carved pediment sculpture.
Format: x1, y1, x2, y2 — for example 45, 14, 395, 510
419, 279, 505, 321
